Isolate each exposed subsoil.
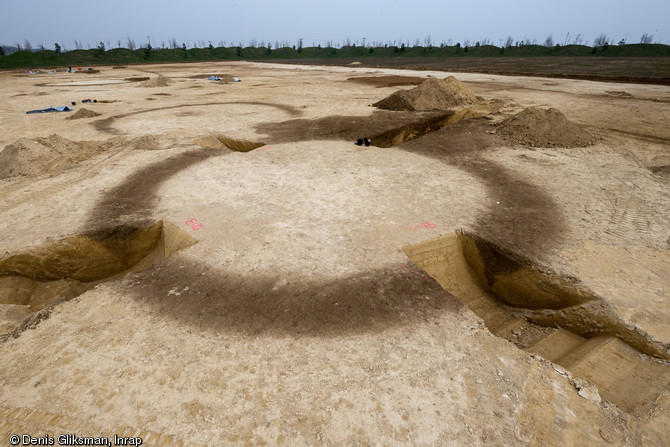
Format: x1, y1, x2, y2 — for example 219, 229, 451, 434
0, 61, 668, 446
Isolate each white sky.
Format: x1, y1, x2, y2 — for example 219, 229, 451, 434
1, 0, 668, 50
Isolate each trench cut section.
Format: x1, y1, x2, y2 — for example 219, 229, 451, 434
369, 105, 495, 148
0, 221, 195, 334
403, 230, 670, 415
195, 135, 266, 152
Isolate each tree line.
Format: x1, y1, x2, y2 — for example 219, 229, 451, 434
1, 33, 662, 55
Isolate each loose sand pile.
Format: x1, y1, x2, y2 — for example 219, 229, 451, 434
497, 107, 596, 148
129, 135, 161, 151
373, 76, 480, 111
0, 135, 128, 179
138, 75, 171, 88
65, 108, 102, 120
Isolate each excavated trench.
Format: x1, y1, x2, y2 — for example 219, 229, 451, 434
195, 135, 266, 152
0, 221, 195, 337
369, 105, 496, 148
403, 231, 670, 415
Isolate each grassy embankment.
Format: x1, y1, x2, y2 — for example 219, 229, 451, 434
2, 44, 670, 84
2, 43, 670, 70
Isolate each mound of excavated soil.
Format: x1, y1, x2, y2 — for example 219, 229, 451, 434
138, 75, 171, 88
129, 135, 161, 151
373, 76, 480, 111
65, 108, 102, 120
497, 107, 596, 148
0, 135, 128, 179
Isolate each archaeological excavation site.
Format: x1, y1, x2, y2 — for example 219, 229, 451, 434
0, 61, 669, 446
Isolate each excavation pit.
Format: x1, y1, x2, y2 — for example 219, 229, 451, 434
195, 135, 266, 152
370, 106, 494, 148
0, 221, 195, 333
403, 231, 670, 415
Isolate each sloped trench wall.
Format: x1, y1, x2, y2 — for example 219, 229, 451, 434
0, 221, 195, 339
403, 231, 670, 415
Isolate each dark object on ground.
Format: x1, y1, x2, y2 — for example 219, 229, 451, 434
26, 106, 72, 114
355, 138, 371, 147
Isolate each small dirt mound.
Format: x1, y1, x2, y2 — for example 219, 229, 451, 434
130, 135, 161, 151
0, 135, 126, 180
497, 107, 596, 148
138, 75, 171, 88
373, 76, 480, 111
66, 108, 101, 120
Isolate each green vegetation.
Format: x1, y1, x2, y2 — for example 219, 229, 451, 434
1, 43, 669, 70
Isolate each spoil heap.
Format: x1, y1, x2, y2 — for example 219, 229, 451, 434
0, 134, 161, 179
66, 108, 101, 120
138, 75, 171, 88
373, 76, 480, 111
497, 107, 596, 148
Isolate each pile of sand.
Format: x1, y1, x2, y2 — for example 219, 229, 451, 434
65, 108, 102, 120
138, 75, 171, 88
497, 107, 596, 148
0, 135, 127, 180
129, 135, 161, 151
373, 76, 480, 111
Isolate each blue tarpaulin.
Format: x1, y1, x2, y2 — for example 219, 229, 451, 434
26, 106, 73, 114
208, 76, 221, 81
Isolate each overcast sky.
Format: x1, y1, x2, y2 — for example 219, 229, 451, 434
1, 0, 668, 50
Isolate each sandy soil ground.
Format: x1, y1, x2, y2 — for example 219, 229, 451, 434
0, 61, 669, 446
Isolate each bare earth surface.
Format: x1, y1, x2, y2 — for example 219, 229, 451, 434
0, 61, 669, 446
